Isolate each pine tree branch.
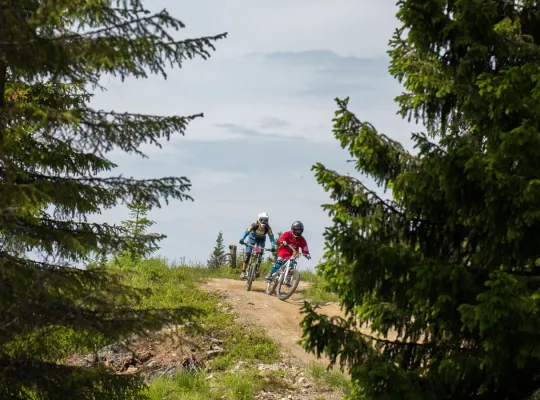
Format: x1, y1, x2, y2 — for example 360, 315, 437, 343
314, 164, 440, 225
75, 109, 203, 156
0, 251, 204, 344
332, 97, 417, 186
0, 251, 86, 272
1, 169, 192, 217
300, 303, 470, 371
1, 216, 127, 256
5, 169, 193, 196
61, 11, 172, 41
412, 131, 447, 155
0, 355, 145, 399
0, 1, 228, 396
7, 31, 228, 85
1, 210, 169, 260
5, 104, 203, 157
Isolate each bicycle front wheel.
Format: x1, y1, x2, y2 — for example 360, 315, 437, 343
276, 268, 300, 300
265, 273, 279, 295
246, 263, 256, 291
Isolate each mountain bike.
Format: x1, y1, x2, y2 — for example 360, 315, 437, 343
243, 242, 273, 292
265, 248, 305, 301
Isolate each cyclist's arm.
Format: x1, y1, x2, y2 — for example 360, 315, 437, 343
277, 231, 289, 245
299, 237, 310, 256
278, 232, 298, 254
268, 227, 276, 247
240, 223, 255, 242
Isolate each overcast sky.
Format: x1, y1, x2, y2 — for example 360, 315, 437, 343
90, 0, 419, 269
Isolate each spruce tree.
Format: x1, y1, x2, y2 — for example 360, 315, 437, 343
207, 231, 226, 269
0, 1, 226, 398
301, 1, 540, 399
117, 199, 160, 263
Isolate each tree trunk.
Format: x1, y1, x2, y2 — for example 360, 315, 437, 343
228, 244, 237, 268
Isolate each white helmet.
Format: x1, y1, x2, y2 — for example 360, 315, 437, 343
257, 212, 269, 227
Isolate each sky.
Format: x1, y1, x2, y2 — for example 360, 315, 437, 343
89, 0, 420, 269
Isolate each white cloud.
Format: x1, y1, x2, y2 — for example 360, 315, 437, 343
84, 0, 421, 266
190, 170, 245, 189
90, 48, 411, 145
155, 0, 400, 57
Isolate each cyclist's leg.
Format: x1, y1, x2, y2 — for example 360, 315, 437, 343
254, 238, 265, 277
284, 259, 297, 284
241, 240, 254, 278
266, 256, 287, 279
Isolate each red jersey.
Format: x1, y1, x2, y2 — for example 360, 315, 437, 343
277, 231, 310, 258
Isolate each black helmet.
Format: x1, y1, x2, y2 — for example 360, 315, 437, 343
291, 221, 304, 237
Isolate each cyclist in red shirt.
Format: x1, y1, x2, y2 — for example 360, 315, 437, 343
265, 221, 311, 280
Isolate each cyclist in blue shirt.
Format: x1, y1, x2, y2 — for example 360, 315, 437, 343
239, 212, 276, 279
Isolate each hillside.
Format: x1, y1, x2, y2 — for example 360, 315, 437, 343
67, 259, 351, 399
202, 278, 344, 365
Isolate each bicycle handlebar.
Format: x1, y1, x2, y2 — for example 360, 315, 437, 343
283, 243, 310, 259
290, 252, 309, 260
243, 242, 274, 251
242, 242, 309, 259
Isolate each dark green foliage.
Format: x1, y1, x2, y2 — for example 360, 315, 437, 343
0, 0, 226, 398
301, 1, 540, 399
207, 231, 227, 269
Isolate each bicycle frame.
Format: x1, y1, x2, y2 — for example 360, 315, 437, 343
279, 243, 303, 272
266, 244, 306, 299
275, 253, 300, 279
243, 242, 272, 291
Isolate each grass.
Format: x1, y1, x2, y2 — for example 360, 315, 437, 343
146, 369, 264, 400
224, 371, 263, 400
114, 257, 281, 399
209, 326, 279, 371
300, 271, 340, 303
299, 270, 318, 282
308, 363, 351, 395
120, 257, 280, 366
146, 369, 213, 400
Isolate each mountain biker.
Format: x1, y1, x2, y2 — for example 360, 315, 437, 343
266, 221, 311, 280
239, 212, 276, 279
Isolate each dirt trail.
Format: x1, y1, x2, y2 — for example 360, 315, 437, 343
201, 278, 345, 366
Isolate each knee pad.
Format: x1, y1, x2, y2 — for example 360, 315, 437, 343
244, 252, 252, 263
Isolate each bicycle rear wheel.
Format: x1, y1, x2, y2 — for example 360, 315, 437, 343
276, 268, 300, 300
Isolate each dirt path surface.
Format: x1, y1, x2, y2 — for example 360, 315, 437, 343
201, 278, 345, 367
